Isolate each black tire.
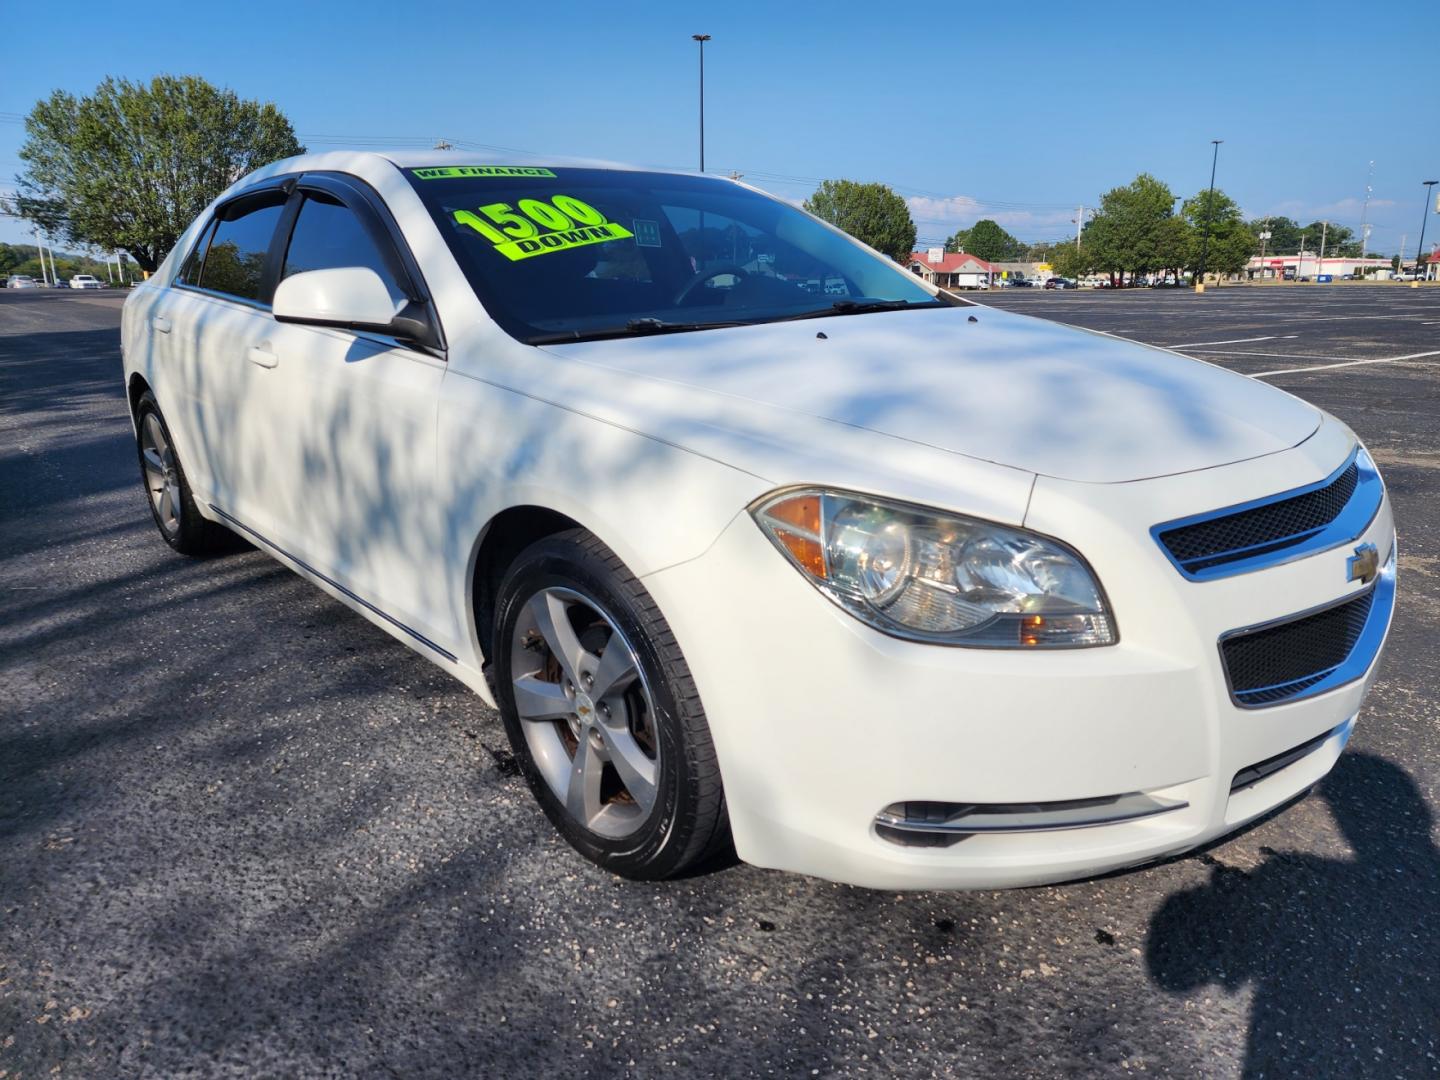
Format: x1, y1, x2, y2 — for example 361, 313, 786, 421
133, 390, 231, 556
493, 529, 730, 880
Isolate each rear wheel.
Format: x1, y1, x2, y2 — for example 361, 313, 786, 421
134, 391, 230, 555
493, 529, 730, 879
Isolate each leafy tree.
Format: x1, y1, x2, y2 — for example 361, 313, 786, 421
18, 75, 303, 271
948, 218, 1022, 262
1048, 243, 1093, 280
1083, 173, 1183, 284
1021, 239, 1065, 263
1183, 189, 1257, 278
804, 180, 916, 262
1249, 216, 1301, 254
1299, 221, 1359, 258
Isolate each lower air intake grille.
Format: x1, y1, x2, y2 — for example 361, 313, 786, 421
1221, 588, 1375, 707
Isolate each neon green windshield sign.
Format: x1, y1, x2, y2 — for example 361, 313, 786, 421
452, 195, 634, 262
413, 166, 556, 179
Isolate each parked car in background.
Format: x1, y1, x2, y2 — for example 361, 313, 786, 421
122, 151, 1397, 891
1044, 277, 1076, 290
6, 275, 41, 289
69, 274, 104, 289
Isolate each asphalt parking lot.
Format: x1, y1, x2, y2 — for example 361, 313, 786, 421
2, 285, 1438, 1078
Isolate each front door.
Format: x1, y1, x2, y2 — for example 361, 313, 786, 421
254, 185, 449, 653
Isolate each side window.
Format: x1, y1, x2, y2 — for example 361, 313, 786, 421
281, 192, 404, 303
176, 221, 215, 286
197, 195, 286, 303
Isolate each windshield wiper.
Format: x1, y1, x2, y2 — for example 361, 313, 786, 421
528, 318, 752, 345
771, 298, 947, 323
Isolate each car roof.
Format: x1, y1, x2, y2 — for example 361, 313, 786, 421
248, 148, 705, 183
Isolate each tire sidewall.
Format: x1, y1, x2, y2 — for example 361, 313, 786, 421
493, 539, 688, 876
134, 391, 205, 554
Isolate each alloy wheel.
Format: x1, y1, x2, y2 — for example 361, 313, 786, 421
140, 412, 182, 537
508, 586, 660, 838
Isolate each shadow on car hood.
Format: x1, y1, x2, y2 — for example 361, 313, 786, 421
541, 305, 1321, 484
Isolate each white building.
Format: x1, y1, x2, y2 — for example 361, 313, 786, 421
1246, 254, 1392, 280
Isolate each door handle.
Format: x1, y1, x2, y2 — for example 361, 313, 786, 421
247, 345, 278, 369
151, 314, 171, 334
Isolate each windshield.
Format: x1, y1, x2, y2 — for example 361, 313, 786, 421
404, 166, 952, 343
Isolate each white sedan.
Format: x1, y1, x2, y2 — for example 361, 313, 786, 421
120, 152, 1396, 889
69, 274, 105, 289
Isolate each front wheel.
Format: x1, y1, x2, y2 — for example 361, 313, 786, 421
493, 529, 730, 880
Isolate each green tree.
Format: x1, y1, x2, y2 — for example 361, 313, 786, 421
949, 218, 1022, 262
18, 75, 303, 271
1048, 243, 1093, 280
1022, 239, 1065, 263
1083, 174, 1183, 284
1183, 189, 1258, 278
1299, 221, 1359, 258
1249, 216, 1301, 254
804, 180, 917, 262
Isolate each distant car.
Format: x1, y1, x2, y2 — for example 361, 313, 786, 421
70, 274, 104, 290
1009, 278, 1033, 288
1045, 278, 1076, 290
6, 275, 40, 289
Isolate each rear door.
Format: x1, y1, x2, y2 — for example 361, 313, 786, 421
164, 188, 290, 526
256, 174, 450, 651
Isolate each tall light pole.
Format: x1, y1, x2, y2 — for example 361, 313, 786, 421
692, 34, 711, 172
1415, 180, 1438, 283
1195, 139, 1223, 292
1360, 160, 1374, 259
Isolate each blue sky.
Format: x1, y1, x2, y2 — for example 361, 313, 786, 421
3, 1, 1437, 255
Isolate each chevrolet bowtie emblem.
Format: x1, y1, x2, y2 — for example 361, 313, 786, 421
1347, 543, 1380, 585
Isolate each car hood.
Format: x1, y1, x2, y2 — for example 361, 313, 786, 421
540, 305, 1321, 484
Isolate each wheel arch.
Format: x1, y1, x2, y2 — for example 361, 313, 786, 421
127, 372, 153, 425
468, 504, 585, 666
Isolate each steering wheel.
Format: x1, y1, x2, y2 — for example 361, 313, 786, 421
673, 264, 751, 306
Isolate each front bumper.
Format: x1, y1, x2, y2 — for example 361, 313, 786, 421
643, 424, 1396, 890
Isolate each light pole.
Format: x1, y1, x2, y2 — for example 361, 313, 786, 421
1415, 180, 1438, 284
692, 34, 711, 172
1195, 139, 1223, 292
1258, 225, 1271, 279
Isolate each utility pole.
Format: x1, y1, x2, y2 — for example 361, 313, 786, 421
1195, 139, 1223, 292
31, 227, 46, 285
692, 34, 711, 172
1074, 206, 1084, 247
1415, 180, 1438, 285
433, 139, 453, 150
1318, 220, 1328, 281
1257, 223, 1271, 279
1298, 231, 1307, 279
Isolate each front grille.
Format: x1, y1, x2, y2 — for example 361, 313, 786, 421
1159, 460, 1359, 572
1221, 588, 1375, 706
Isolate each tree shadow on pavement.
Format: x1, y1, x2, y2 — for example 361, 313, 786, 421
1145, 752, 1440, 1079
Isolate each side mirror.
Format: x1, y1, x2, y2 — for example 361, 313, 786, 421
273, 267, 436, 348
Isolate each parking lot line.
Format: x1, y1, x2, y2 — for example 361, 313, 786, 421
1164, 335, 1282, 347
1186, 350, 1360, 361
1251, 349, 1440, 378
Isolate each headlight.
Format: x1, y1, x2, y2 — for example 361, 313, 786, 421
751, 489, 1115, 648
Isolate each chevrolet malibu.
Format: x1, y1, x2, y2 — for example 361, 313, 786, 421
120, 152, 1397, 889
